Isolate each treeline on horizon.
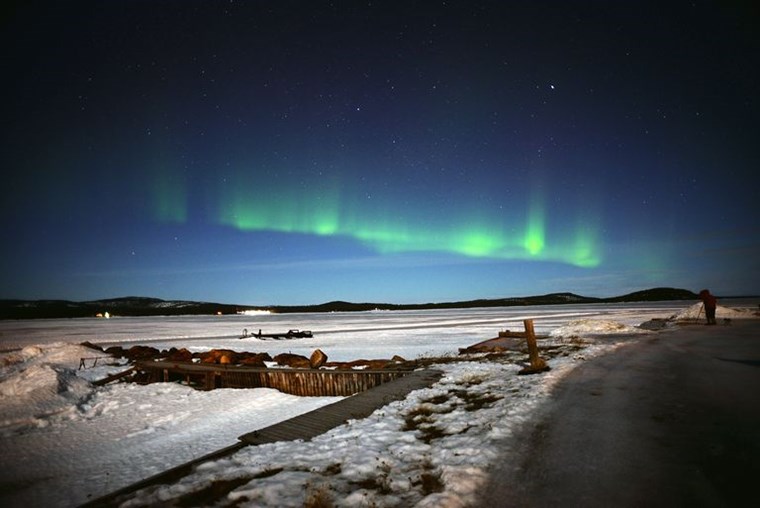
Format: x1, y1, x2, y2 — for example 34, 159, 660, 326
0, 287, 707, 320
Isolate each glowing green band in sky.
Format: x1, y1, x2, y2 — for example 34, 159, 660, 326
212, 175, 602, 268
524, 191, 546, 256
151, 165, 188, 223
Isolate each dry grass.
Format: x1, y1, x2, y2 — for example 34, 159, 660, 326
449, 388, 503, 411
403, 404, 453, 443
413, 460, 444, 495
304, 484, 334, 508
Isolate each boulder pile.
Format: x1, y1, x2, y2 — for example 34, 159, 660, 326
86, 343, 409, 370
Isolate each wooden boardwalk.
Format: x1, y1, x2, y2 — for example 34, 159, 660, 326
135, 359, 414, 396
240, 367, 443, 445
82, 368, 442, 508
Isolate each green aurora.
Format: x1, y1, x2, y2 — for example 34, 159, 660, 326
202, 175, 603, 268
151, 165, 188, 224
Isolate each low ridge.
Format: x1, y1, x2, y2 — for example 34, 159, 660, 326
0, 287, 703, 320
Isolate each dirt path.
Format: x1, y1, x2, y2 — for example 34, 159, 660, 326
480, 320, 760, 507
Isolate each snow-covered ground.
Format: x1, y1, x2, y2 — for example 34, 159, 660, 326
1, 300, 757, 507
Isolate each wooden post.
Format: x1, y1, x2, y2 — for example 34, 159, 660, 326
519, 319, 550, 374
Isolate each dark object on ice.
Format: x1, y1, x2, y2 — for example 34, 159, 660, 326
244, 329, 313, 339
459, 327, 549, 354
638, 318, 670, 331
285, 329, 313, 338
699, 289, 718, 325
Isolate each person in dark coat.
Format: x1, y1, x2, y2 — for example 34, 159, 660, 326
699, 289, 717, 325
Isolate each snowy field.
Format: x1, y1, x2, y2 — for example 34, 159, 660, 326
1, 300, 757, 507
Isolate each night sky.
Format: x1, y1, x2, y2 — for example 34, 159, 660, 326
2, 1, 758, 305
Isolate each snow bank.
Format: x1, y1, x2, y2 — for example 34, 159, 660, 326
0, 343, 107, 436
670, 302, 758, 321
1, 361, 342, 507
549, 319, 650, 338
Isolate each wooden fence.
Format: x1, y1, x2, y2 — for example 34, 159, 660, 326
134, 360, 410, 396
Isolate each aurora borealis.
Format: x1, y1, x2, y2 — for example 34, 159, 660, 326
1, 1, 758, 305
214, 172, 600, 267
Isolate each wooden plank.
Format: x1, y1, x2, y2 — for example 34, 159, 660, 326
239, 368, 442, 445
92, 367, 135, 386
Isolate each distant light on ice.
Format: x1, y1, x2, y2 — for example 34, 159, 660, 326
237, 309, 272, 316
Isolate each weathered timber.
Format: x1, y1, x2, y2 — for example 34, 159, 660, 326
498, 330, 529, 338
459, 326, 549, 354
134, 360, 411, 396
519, 319, 551, 375
92, 367, 135, 386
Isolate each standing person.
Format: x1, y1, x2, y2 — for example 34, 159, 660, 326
699, 289, 718, 325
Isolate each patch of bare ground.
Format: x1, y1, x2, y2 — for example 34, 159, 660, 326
400, 370, 504, 443
450, 389, 504, 411
304, 484, 334, 508
403, 404, 450, 444
413, 460, 445, 496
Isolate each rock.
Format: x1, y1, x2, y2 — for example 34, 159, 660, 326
273, 353, 310, 368
309, 349, 328, 369
197, 349, 240, 364
124, 345, 161, 360
104, 346, 125, 358
239, 355, 268, 367
80, 341, 103, 352
238, 352, 272, 367
164, 347, 193, 362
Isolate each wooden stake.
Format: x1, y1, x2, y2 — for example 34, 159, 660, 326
519, 319, 550, 374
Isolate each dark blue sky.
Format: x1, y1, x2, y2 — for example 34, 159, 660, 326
2, 1, 758, 305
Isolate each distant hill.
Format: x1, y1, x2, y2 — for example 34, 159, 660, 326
603, 287, 699, 302
263, 288, 698, 313
0, 287, 701, 320
0, 296, 244, 320
264, 292, 604, 314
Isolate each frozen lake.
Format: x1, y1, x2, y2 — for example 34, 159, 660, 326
0, 301, 700, 361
